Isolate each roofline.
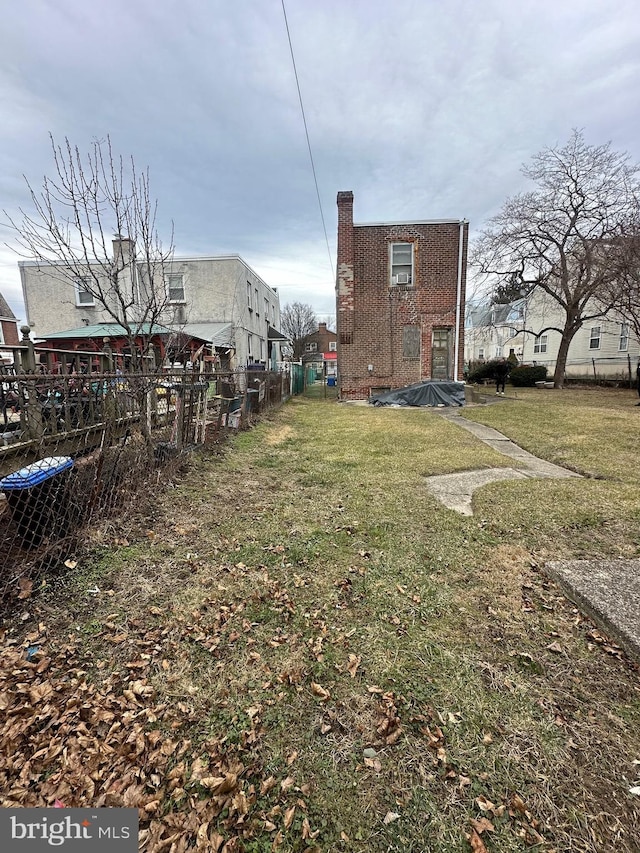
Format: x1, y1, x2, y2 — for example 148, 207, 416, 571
354, 219, 467, 227
18, 254, 279, 295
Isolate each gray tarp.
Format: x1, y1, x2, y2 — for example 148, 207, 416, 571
370, 380, 465, 408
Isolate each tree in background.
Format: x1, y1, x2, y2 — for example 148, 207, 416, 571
473, 130, 640, 387
5, 134, 176, 369
280, 301, 317, 360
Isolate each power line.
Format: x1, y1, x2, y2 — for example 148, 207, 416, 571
281, 0, 334, 280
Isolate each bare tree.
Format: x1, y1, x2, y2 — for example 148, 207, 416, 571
280, 301, 317, 360
5, 134, 176, 369
473, 130, 640, 386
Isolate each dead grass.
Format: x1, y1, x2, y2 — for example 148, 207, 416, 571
2, 390, 640, 852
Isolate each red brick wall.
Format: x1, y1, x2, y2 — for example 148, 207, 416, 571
336, 192, 467, 400
1, 319, 19, 346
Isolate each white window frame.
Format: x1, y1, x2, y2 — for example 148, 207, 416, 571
247, 282, 252, 311
390, 242, 414, 286
254, 288, 259, 316
533, 334, 548, 354
305, 342, 318, 353
478, 347, 485, 359
619, 322, 629, 352
75, 277, 95, 307
0, 324, 4, 345
328, 341, 337, 352
166, 274, 185, 304
589, 326, 601, 350
247, 333, 253, 357
494, 346, 502, 358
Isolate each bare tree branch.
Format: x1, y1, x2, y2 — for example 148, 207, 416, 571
472, 130, 640, 386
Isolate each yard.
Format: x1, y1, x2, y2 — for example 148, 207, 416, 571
2, 387, 640, 852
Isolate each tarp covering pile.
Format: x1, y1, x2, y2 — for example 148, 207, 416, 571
370, 380, 465, 408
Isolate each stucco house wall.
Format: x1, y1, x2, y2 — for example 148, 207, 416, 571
19, 252, 281, 370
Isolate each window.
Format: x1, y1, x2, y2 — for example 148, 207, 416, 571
402, 326, 420, 358
533, 334, 548, 354
254, 289, 259, 315
478, 347, 485, 359
390, 242, 413, 286
328, 341, 337, 352
259, 338, 264, 359
494, 346, 502, 358
166, 274, 185, 303
247, 333, 253, 356
264, 298, 269, 320
247, 282, 252, 311
619, 323, 629, 352
589, 326, 601, 350
75, 277, 95, 307
305, 342, 318, 353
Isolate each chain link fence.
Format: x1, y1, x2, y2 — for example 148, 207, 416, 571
0, 358, 291, 614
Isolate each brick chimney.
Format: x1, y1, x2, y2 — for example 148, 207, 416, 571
336, 191, 354, 346
318, 322, 327, 333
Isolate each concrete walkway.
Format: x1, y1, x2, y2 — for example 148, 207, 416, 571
425, 408, 581, 515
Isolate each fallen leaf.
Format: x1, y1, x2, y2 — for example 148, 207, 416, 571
383, 812, 400, 825
18, 578, 33, 599
546, 641, 563, 654
283, 805, 296, 830
475, 795, 495, 812
346, 654, 361, 678
64, 559, 78, 569
470, 817, 494, 834
467, 829, 488, 852
310, 682, 330, 702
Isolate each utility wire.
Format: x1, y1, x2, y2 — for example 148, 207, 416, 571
281, 0, 334, 278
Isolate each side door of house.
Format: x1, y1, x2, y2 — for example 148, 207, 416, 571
432, 328, 451, 379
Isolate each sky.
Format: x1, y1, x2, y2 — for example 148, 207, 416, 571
1, 0, 639, 327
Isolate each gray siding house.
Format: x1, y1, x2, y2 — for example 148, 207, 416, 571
19, 249, 283, 370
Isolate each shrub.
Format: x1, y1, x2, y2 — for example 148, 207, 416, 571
510, 365, 548, 387
467, 361, 495, 383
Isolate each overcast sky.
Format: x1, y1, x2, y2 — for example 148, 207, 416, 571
1, 0, 639, 326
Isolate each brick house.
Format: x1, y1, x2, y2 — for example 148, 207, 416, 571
0, 291, 20, 350
301, 322, 338, 379
335, 191, 468, 400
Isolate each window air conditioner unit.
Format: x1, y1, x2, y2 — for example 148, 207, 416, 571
396, 272, 410, 285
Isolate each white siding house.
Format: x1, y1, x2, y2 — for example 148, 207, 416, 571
465, 291, 640, 382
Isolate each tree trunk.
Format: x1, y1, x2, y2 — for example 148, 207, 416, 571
553, 324, 578, 388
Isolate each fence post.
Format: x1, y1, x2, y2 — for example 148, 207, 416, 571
19, 325, 36, 373
101, 338, 114, 373
19, 326, 44, 441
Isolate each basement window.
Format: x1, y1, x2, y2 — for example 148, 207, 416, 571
390, 243, 413, 286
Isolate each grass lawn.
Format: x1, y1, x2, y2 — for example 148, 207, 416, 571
2, 388, 640, 852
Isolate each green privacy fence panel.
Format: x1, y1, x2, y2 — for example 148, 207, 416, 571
290, 364, 305, 395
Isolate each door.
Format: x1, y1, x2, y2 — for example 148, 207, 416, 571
432, 328, 451, 379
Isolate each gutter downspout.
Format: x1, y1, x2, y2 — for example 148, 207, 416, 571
453, 220, 466, 382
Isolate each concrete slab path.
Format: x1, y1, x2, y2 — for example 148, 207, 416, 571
546, 559, 640, 661
425, 409, 581, 515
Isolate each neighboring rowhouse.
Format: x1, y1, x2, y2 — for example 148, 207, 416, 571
464, 298, 526, 365
19, 243, 284, 371
336, 191, 468, 400
301, 322, 338, 380
465, 291, 640, 381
